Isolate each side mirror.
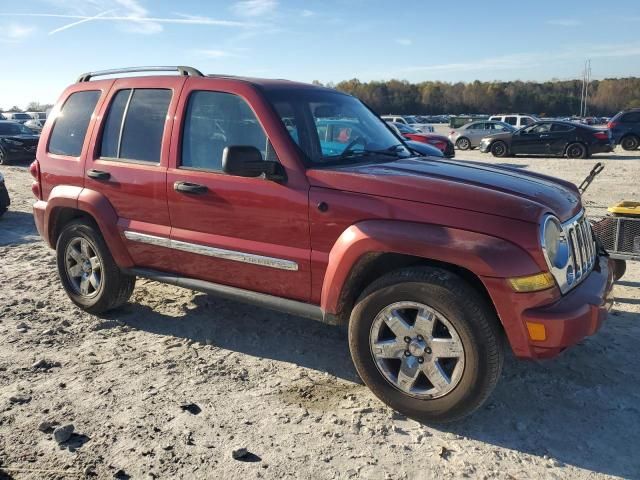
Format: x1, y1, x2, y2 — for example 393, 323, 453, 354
222, 145, 286, 182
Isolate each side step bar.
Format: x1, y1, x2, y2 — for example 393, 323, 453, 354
125, 268, 326, 322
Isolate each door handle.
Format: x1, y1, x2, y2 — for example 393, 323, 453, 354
87, 169, 111, 180
174, 181, 208, 194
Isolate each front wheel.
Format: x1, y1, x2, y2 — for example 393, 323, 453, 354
490, 141, 508, 157
0, 147, 7, 165
348, 267, 504, 423
56, 219, 136, 314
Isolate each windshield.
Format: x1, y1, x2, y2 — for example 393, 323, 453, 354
266, 89, 411, 166
13, 113, 31, 120
0, 122, 34, 135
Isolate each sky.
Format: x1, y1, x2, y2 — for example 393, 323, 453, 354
1, 0, 639, 108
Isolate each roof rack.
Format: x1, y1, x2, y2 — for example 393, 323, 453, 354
76, 66, 204, 83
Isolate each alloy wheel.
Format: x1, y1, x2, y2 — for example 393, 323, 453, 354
64, 237, 103, 298
369, 301, 465, 399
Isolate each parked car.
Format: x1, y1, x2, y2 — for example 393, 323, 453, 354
2, 112, 34, 124
0, 172, 9, 216
448, 121, 516, 150
381, 115, 433, 133
388, 122, 455, 157
27, 111, 48, 121
479, 121, 614, 158
0, 121, 40, 164
489, 114, 538, 129
404, 140, 444, 157
32, 66, 614, 423
24, 119, 45, 132
607, 108, 640, 150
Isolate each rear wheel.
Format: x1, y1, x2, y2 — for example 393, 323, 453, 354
348, 267, 504, 423
566, 142, 587, 159
620, 135, 639, 151
612, 259, 626, 282
0, 147, 7, 165
490, 141, 508, 157
56, 219, 135, 314
456, 137, 471, 150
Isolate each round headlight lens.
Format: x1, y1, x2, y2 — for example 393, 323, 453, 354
542, 216, 569, 269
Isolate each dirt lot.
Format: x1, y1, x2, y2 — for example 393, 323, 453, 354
1, 147, 639, 479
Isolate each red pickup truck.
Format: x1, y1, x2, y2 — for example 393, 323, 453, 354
31, 66, 614, 423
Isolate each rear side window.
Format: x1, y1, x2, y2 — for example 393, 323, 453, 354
520, 117, 534, 126
100, 88, 172, 163
48, 90, 101, 157
551, 123, 574, 132
505, 116, 517, 125
181, 91, 272, 171
621, 112, 640, 123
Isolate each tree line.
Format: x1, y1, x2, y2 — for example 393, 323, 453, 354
313, 77, 640, 117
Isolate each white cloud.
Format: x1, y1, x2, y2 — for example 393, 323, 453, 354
0, 23, 36, 42
231, 0, 278, 17
546, 19, 582, 27
3, 1, 256, 35
301, 9, 315, 17
396, 38, 412, 46
402, 42, 640, 75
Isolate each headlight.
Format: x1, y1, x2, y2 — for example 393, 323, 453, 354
541, 215, 569, 269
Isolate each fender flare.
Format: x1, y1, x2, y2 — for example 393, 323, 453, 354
44, 186, 134, 268
320, 219, 541, 315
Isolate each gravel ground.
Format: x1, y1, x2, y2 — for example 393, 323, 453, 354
1, 146, 639, 479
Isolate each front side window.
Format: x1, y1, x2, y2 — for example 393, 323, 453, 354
266, 89, 411, 166
181, 91, 271, 171
521, 117, 535, 126
0, 122, 34, 135
48, 90, 101, 157
100, 88, 172, 163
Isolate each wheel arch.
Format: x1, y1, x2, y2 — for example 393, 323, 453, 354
321, 220, 541, 326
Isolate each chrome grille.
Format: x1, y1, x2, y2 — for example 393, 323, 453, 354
565, 213, 596, 284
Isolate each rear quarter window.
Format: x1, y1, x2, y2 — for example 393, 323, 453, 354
48, 90, 101, 157
621, 112, 640, 123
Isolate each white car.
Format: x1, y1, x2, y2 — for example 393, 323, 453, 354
489, 114, 538, 129
381, 115, 434, 133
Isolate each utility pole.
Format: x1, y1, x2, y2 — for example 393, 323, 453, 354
580, 59, 591, 118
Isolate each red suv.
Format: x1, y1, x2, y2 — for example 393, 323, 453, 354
32, 66, 615, 422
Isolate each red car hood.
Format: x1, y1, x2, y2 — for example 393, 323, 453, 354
406, 133, 449, 143
307, 157, 582, 223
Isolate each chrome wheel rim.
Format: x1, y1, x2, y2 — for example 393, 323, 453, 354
457, 138, 469, 149
369, 301, 465, 399
65, 237, 102, 298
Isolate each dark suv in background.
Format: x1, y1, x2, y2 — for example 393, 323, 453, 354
608, 108, 640, 150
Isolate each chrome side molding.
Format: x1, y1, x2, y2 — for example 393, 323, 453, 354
123, 231, 299, 271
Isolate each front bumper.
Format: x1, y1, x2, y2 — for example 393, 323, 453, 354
479, 142, 490, 153
483, 256, 614, 359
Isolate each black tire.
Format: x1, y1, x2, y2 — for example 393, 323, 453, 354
348, 267, 504, 423
611, 259, 626, 282
455, 137, 471, 150
56, 219, 135, 314
566, 142, 587, 159
620, 135, 639, 151
0, 147, 7, 165
490, 141, 508, 157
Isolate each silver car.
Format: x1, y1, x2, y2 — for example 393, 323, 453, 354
449, 120, 515, 150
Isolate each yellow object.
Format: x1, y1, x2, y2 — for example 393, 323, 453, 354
507, 272, 555, 292
526, 322, 547, 341
607, 201, 640, 216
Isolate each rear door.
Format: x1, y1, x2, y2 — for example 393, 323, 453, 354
165, 78, 311, 302
547, 122, 575, 155
84, 76, 186, 270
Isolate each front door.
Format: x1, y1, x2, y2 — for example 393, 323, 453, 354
84, 76, 186, 270
165, 79, 311, 302
511, 123, 551, 155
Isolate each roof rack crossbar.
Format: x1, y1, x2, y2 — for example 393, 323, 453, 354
77, 66, 204, 83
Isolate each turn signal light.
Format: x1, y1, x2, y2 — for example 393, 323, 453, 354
507, 272, 555, 292
526, 322, 547, 341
